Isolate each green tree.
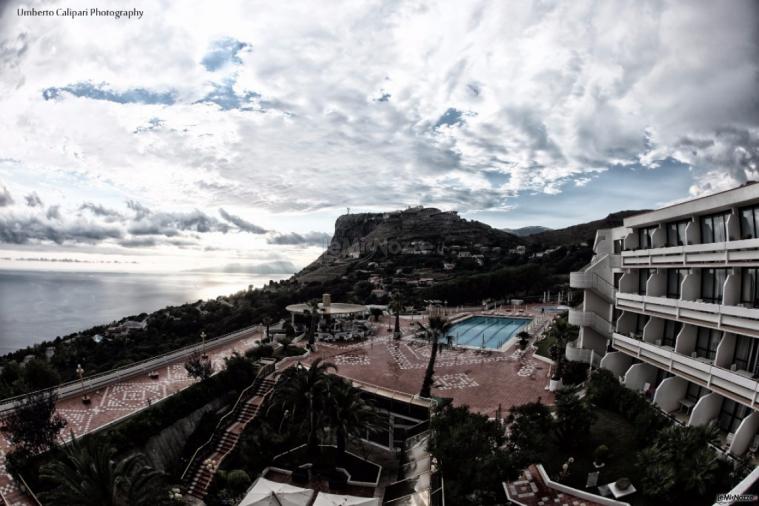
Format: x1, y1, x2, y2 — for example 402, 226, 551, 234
325, 377, 383, 464
1, 390, 67, 460
21, 358, 62, 391
369, 307, 383, 322
184, 351, 214, 381
430, 405, 519, 505
40, 434, 169, 506
553, 387, 595, 449
271, 358, 337, 457
637, 424, 723, 502
416, 316, 450, 398
506, 399, 554, 465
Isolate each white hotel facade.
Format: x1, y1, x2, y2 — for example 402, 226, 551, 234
568, 183, 759, 459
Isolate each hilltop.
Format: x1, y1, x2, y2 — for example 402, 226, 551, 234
502, 226, 552, 237
526, 211, 647, 248
296, 207, 523, 283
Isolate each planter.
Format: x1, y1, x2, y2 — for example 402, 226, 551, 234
548, 378, 563, 391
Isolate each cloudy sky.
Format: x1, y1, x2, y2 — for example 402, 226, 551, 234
0, 0, 757, 273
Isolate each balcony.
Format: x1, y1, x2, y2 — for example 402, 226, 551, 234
616, 292, 759, 338
621, 237, 759, 268
569, 272, 615, 302
568, 308, 613, 337
612, 332, 759, 409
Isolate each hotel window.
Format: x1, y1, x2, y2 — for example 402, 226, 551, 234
666, 220, 689, 247
701, 268, 728, 304
700, 212, 729, 244
613, 272, 623, 290
613, 239, 623, 254
741, 268, 759, 308
740, 205, 759, 240
667, 269, 688, 298
685, 383, 707, 402
695, 327, 722, 361
733, 335, 759, 376
639, 269, 651, 295
718, 399, 751, 434
638, 226, 657, 249
662, 320, 681, 348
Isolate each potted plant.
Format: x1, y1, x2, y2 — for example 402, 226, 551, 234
517, 331, 530, 350
593, 444, 608, 469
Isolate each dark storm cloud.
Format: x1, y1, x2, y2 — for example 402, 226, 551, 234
24, 192, 42, 207
0, 215, 123, 244
267, 231, 331, 246
127, 209, 230, 236
218, 208, 267, 233
0, 182, 12, 207
79, 202, 124, 221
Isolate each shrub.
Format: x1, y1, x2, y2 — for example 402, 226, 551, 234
225, 469, 251, 494
561, 361, 589, 385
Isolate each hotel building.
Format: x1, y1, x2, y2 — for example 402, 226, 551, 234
569, 183, 759, 458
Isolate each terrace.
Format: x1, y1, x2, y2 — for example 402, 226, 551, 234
302, 307, 557, 416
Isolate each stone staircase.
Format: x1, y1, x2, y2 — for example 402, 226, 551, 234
183, 376, 277, 500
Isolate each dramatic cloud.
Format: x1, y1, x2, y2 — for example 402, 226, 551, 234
219, 208, 267, 233
0, 0, 756, 254
0, 182, 12, 207
0, 214, 123, 244
79, 202, 123, 221
267, 231, 331, 246
24, 192, 42, 207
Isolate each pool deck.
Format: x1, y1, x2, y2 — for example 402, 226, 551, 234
302, 305, 558, 416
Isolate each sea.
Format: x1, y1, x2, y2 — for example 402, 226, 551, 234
0, 270, 290, 354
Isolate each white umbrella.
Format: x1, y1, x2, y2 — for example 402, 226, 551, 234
239, 477, 315, 506
313, 492, 380, 506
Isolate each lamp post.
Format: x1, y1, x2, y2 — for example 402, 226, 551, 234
200, 330, 207, 359
76, 363, 90, 404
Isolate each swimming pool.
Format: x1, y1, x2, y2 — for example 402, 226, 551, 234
443, 316, 531, 350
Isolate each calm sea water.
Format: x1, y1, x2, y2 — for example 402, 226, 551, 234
0, 270, 290, 354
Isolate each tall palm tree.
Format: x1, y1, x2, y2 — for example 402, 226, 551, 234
325, 377, 383, 465
389, 291, 403, 339
304, 299, 321, 346
262, 316, 273, 343
272, 358, 337, 457
40, 434, 168, 506
416, 316, 451, 398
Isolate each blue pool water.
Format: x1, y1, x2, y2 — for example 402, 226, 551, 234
443, 316, 531, 349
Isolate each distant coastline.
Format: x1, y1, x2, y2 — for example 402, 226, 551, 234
0, 269, 291, 353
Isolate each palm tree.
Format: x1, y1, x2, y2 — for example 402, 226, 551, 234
271, 358, 337, 458
40, 434, 168, 506
304, 299, 321, 346
416, 316, 451, 398
389, 291, 403, 339
262, 316, 273, 343
325, 377, 383, 465
548, 315, 579, 380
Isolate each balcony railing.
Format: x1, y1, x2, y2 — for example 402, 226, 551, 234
616, 292, 759, 337
568, 308, 613, 337
612, 332, 759, 409
621, 237, 759, 267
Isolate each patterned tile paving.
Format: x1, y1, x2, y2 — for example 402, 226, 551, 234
0, 327, 262, 505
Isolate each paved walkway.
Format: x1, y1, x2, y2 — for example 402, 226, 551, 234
0, 327, 262, 506
304, 309, 556, 417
